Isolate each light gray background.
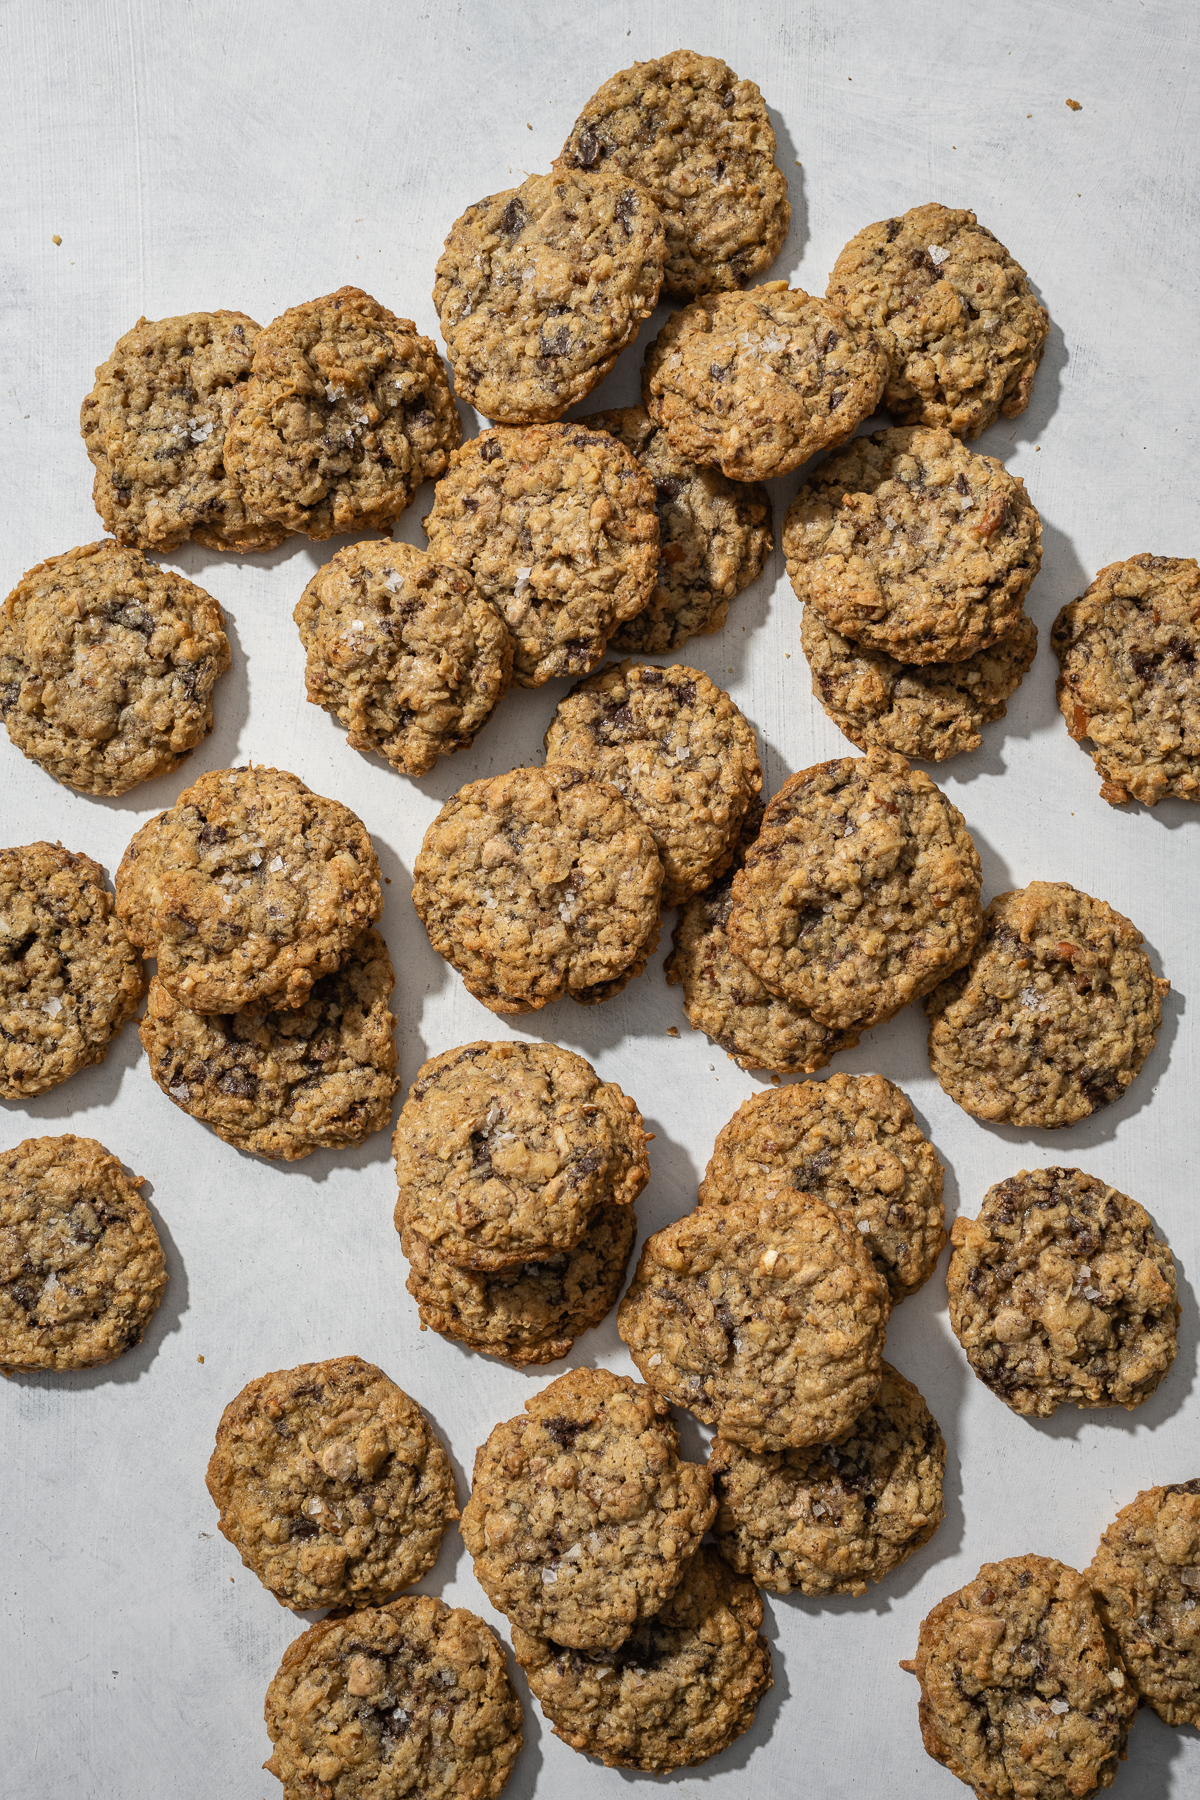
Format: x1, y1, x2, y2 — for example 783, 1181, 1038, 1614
2, 1, 1198, 1794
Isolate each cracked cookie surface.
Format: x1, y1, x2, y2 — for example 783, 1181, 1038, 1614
1087, 1480, 1200, 1727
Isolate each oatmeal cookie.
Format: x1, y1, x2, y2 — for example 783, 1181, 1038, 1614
0, 540, 230, 795
642, 282, 887, 482
1053, 554, 1200, 806
925, 882, 1169, 1128
828, 203, 1050, 439
0, 841, 143, 1099
512, 1545, 771, 1771
1087, 1480, 1200, 1727
0, 1134, 166, 1374
411, 764, 662, 1013
115, 764, 382, 1014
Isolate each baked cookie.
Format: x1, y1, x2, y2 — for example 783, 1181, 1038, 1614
207, 1355, 457, 1611
699, 1073, 945, 1304
263, 1595, 523, 1800
1087, 1480, 1200, 1726
925, 881, 1169, 1128
115, 765, 382, 1014
392, 1039, 648, 1269
433, 168, 665, 424
0, 540, 230, 795
556, 49, 790, 297
79, 310, 286, 552
1053, 554, 1200, 806
642, 282, 887, 482
294, 540, 512, 776
618, 1191, 889, 1450
0, 1134, 166, 1373
710, 1363, 945, 1595
224, 287, 460, 540
901, 1556, 1136, 1799
139, 928, 398, 1161
460, 1367, 715, 1651
827, 203, 1050, 439
947, 1167, 1179, 1417
512, 1546, 772, 1771
728, 751, 982, 1031
411, 764, 662, 1013
0, 841, 143, 1099
783, 428, 1042, 663
422, 424, 658, 687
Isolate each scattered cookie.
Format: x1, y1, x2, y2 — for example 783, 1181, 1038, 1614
1088, 1479, 1200, 1727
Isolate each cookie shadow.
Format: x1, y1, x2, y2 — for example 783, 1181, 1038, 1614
765, 104, 808, 278
980, 309, 1067, 454
1, 1007, 145, 1124
1120, 1714, 1199, 1796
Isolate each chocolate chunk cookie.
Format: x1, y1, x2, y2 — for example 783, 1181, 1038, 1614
783, 428, 1042, 663
925, 881, 1169, 1128
512, 1546, 772, 1771
0, 1134, 166, 1373
618, 1192, 889, 1450
728, 751, 982, 1031
433, 169, 665, 425
710, 1363, 945, 1594
828, 203, 1050, 439
556, 49, 790, 297
1087, 1480, 1200, 1727
1053, 554, 1200, 806
263, 1595, 523, 1800
0, 540, 230, 795
699, 1073, 945, 1304
0, 842, 143, 1099
642, 282, 887, 482
947, 1167, 1179, 1417
294, 540, 512, 777
901, 1556, 1136, 1799
411, 764, 662, 1013
224, 287, 460, 539
422, 424, 658, 687
115, 765, 382, 1014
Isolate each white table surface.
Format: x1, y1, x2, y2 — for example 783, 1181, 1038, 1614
3, 1, 1198, 1794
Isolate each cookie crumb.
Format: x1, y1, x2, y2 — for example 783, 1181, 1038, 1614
52, 233, 62, 245
197, 1353, 205, 1363
666, 1026, 680, 1037
1066, 97, 1082, 110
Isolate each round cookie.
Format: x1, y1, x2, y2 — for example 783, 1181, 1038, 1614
641, 281, 887, 482
0, 1134, 166, 1373
294, 540, 513, 777
710, 1363, 945, 1595
827, 203, 1050, 439
139, 928, 399, 1161
783, 428, 1042, 663
925, 881, 1169, 1128
263, 1595, 523, 1800
512, 1546, 772, 1771
1087, 1480, 1200, 1727
0, 841, 143, 1099
947, 1167, 1179, 1417
556, 49, 790, 297
699, 1073, 945, 1304
392, 1039, 648, 1269
411, 764, 663, 1014
901, 1556, 1136, 1800
728, 751, 983, 1031
422, 423, 658, 687
1053, 553, 1200, 807
618, 1191, 889, 1450
224, 286, 460, 540
433, 168, 665, 424
115, 764, 382, 1014
0, 540, 230, 796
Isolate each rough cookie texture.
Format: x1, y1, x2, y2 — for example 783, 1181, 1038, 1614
512, 1546, 772, 1771
618, 1192, 889, 1450
0, 540, 230, 795
0, 1134, 166, 1373
461, 1368, 715, 1651
1087, 1480, 1200, 1727
263, 1595, 523, 1800
925, 882, 1169, 1129
828, 203, 1050, 439
116, 765, 382, 1014
783, 428, 1042, 663
1053, 554, 1200, 807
